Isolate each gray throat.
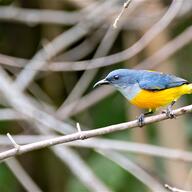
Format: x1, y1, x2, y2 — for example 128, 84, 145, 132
117, 83, 141, 101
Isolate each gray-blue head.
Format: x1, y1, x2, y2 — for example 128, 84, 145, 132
94, 69, 138, 89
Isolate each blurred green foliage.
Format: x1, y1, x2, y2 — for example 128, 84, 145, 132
0, 0, 13, 6
0, 164, 19, 191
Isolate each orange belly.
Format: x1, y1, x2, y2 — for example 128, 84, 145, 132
130, 84, 191, 109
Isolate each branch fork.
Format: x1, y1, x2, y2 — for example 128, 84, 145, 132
7, 133, 21, 152
76, 122, 87, 140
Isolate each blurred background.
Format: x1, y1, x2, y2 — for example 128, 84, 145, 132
0, 0, 192, 191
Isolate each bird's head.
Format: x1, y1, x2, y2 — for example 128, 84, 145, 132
94, 69, 135, 89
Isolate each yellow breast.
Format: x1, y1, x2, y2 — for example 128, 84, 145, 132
130, 84, 191, 109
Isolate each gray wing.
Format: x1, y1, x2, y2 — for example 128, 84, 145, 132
138, 71, 188, 91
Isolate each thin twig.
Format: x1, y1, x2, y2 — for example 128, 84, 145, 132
7, 133, 20, 151
76, 122, 82, 132
113, 0, 132, 28
165, 184, 192, 192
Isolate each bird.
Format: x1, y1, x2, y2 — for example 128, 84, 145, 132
94, 69, 192, 126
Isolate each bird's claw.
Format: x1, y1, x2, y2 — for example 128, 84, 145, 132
138, 114, 145, 127
162, 108, 176, 119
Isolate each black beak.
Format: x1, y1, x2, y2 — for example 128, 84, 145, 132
93, 79, 109, 88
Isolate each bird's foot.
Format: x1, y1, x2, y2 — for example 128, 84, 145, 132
162, 101, 176, 119
137, 113, 145, 127
162, 108, 176, 119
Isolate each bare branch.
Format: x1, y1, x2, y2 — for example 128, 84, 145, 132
32, 116, 111, 192
98, 150, 166, 191
50, 0, 183, 71
0, 109, 26, 121
0, 53, 26, 68
0, 6, 83, 25
0, 0, 180, 72
0, 66, 75, 134
113, 0, 132, 28
57, 86, 114, 119
32, 117, 111, 192
6, 158, 43, 192
2, 17, 192, 73
57, 27, 105, 61
56, 25, 192, 120
70, 0, 96, 8
0, 104, 192, 161
53, 146, 112, 192
0, 62, 112, 191
0, 135, 53, 144
135, 25, 192, 70
1, 0, 189, 190
56, 26, 120, 116
14, 0, 117, 91
67, 138, 192, 163
1, 134, 192, 162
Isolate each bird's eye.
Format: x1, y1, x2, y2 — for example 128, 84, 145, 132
114, 75, 119, 80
